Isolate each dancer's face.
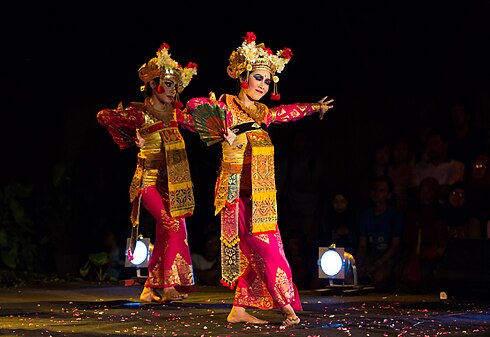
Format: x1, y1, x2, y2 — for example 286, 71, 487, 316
243, 69, 271, 101
154, 75, 178, 104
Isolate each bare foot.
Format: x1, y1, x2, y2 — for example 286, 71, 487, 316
227, 306, 268, 324
282, 316, 300, 326
139, 287, 163, 303
281, 304, 300, 326
162, 287, 188, 302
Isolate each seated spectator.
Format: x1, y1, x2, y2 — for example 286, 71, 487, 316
388, 137, 416, 214
284, 231, 312, 290
356, 175, 404, 292
441, 181, 481, 239
399, 177, 449, 293
318, 187, 358, 256
446, 102, 489, 174
467, 154, 490, 228
359, 140, 392, 204
411, 127, 465, 203
278, 130, 324, 252
191, 230, 221, 286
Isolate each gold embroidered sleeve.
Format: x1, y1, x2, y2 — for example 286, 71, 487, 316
268, 103, 317, 124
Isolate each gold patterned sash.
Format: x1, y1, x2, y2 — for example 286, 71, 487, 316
161, 127, 195, 218
247, 130, 278, 234
128, 123, 194, 255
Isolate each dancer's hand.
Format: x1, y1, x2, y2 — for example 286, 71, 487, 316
317, 96, 334, 120
135, 130, 145, 147
219, 127, 236, 145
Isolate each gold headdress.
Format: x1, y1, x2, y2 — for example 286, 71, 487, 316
138, 42, 198, 95
227, 32, 293, 100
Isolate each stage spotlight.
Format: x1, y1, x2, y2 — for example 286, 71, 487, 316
318, 246, 345, 279
125, 237, 151, 268
316, 245, 373, 295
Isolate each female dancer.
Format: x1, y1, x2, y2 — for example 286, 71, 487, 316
97, 42, 197, 303
186, 32, 334, 326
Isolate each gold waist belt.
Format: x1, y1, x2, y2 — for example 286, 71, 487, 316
137, 156, 164, 169
221, 162, 243, 174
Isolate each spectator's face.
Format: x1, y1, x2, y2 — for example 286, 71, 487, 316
332, 194, 348, 213
450, 105, 467, 127
419, 184, 438, 205
375, 147, 391, 166
425, 134, 447, 160
204, 236, 220, 257
448, 188, 466, 207
370, 181, 391, 204
393, 141, 411, 163
472, 156, 489, 180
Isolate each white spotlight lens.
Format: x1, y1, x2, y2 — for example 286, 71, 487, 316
130, 240, 149, 266
320, 249, 343, 276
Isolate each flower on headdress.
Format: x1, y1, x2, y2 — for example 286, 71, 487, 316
244, 32, 256, 43
180, 62, 198, 90
226, 32, 292, 101
228, 32, 293, 79
155, 44, 179, 72
281, 48, 293, 60
158, 43, 170, 52
141, 42, 198, 93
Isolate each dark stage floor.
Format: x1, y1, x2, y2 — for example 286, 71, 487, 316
0, 281, 488, 337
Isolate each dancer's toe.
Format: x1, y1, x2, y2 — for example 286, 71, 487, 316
162, 288, 188, 302
139, 288, 163, 303
282, 316, 300, 326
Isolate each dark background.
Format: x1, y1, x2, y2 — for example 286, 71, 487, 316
2, 3, 489, 273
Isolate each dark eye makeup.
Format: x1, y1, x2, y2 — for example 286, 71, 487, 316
253, 74, 271, 86
164, 80, 177, 89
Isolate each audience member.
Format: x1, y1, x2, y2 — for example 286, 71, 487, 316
388, 137, 416, 214
411, 127, 465, 202
79, 229, 130, 282
466, 153, 490, 229
399, 177, 449, 294
359, 140, 392, 205
446, 102, 489, 173
356, 175, 404, 292
278, 130, 324, 256
318, 187, 358, 255
283, 231, 312, 290
441, 181, 481, 239
413, 124, 432, 164
487, 219, 490, 239
191, 230, 221, 286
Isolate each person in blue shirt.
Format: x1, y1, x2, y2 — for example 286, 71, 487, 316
356, 175, 404, 291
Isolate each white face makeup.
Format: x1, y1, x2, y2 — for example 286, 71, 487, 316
244, 69, 271, 101
156, 76, 178, 104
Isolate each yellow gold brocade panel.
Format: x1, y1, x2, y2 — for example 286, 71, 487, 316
161, 127, 194, 217
146, 253, 194, 288
168, 253, 194, 286
247, 131, 278, 234
220, 203, 240, 288
274, 267, 295, 305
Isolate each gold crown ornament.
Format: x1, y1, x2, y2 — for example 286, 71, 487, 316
138, 42, 198, 95
226, 32, 293, 100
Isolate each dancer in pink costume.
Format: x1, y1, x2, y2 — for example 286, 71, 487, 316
97, 42, 198, 303
186, 32, 334, 326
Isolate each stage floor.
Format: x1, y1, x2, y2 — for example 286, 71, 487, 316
0, 281, 488, 337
